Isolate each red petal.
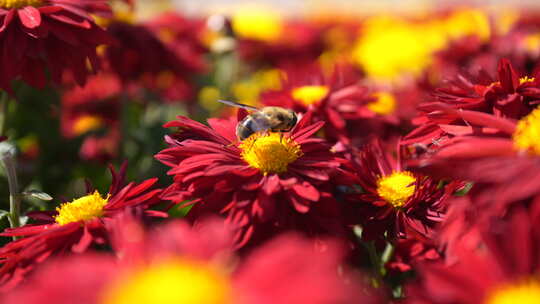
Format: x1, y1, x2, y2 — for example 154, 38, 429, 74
18, 6, 41, 29
291, 182, 320, 201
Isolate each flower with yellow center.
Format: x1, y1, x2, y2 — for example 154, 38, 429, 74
240, 132, 303, 175
486, 280, 540, 304
232, 6, 283, 42
367, 92, 397, 115
0, 0, 41, 9
291, 85, 329, 106
376, 171, 416, 208
54, 191, 109, 226
101, 259, 233, 304
73, 115, 103, 136
513, 107, 540, 155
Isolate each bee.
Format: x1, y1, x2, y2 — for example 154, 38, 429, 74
218, 100, 298, 141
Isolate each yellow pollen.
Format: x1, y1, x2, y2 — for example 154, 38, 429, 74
513, 107, 540, 155
0, 0, 41, 9
54, 191, 109, 226
291, 85, 330, 106
240, 132, 303, 175
73, 115, 103, 136
376, 171, 416, 208
101, 258, 233, 304
486, 279, 540, 304
520, 76, 536, 85
367, 92, 397, 115
232, 7, 283, 42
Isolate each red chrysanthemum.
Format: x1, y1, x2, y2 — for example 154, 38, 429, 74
0, 163, 162, 291
155, 111, 356, 247
260, 64, 405, 145
347, 139, 462, 240
406, 206, 540, 304
0, 0, 113, 90
2, 217, 380, 304
403, 58, 540, 147
406, 103, 540, 209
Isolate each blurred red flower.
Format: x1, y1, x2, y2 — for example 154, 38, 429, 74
155, 112, 356, 247
0, 163, 162, 291
407, 206, 540, 304
60, 73, 122, 161
0, 0, 113, 90
3, 217, 380, 304
260, 64, 405, 145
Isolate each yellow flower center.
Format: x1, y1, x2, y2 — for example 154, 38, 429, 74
291, 85, 330, 106
486, 279, 540, 304
0, 0, 41, 8
240, 132, 303, 175
520, 76, 536, 85
376, 171, 416, 208
101, 259, 233, 304
54, 191, 109, 226
513, 107, 540, 155
232, 6, 283, 41
367, 92, 397, 115
73, 115, 103, 136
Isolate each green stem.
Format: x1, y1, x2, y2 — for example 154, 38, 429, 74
0, 143, 20, 236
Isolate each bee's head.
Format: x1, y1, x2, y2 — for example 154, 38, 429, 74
288, 110, 297, 129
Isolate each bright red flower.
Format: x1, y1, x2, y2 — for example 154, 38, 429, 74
2, 217, 380, 304
0, 163, 162, 291
348, 139, 462, 240
0, 0, 113, 90
406, 206, 540, 304
155, 111, 356, 247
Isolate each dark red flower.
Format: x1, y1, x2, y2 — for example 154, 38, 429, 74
403, 58, 540, 147
3, 217, 380, 304
0, 0, 113, 90
0, 163, 162, 291
155, 111, 356, 247
348, 139, 462, 240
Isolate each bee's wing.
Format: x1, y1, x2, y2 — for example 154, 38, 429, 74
218, 100, 260, 111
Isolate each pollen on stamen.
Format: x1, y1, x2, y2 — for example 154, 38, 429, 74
291, 85, 330, 106
54, 191, 109, 226
0, 0, 42, 9
519, 76, 536, 85
376, 171, 417, 208
513, 106, 540, 155
240, 132, 303, 175
367, 92, 397, 115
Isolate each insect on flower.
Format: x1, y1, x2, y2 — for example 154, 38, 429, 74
217, 100, 298, 141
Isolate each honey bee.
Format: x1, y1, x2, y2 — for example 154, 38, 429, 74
218, 100, 298, 141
